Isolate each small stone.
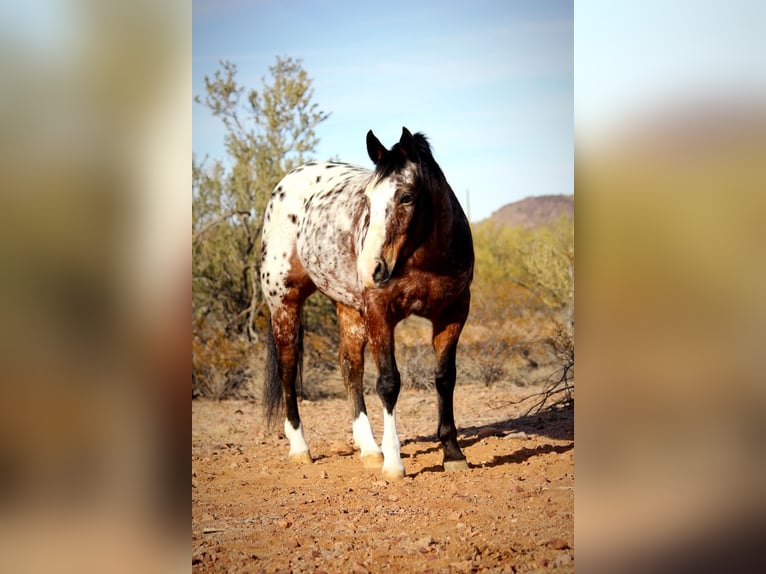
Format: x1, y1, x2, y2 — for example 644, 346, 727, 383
329, 441, 355, 456
546, 537, 570, 550
321, 471, 329, 479
477, 427, 499, 439
414, 536, 433, 552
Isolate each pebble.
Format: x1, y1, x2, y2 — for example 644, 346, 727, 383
414, 537, 434, 553
477, 427, 500, 439
544, 537, 569, 550
329, 441, 355, 456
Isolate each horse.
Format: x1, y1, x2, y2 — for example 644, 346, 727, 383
260, 127, 474, 480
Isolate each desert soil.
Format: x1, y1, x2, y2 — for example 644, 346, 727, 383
192, 383, 573, 573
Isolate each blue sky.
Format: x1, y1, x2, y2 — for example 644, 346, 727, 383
193, 0, 573, 222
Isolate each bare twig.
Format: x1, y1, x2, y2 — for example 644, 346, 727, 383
193, 209, 252, 243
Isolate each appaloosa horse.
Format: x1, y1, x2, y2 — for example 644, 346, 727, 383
260, 127, 474, 480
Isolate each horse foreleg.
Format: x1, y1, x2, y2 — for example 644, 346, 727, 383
365, 306, 405, 480
337, 303, 382, 468
432, 296, 470, 471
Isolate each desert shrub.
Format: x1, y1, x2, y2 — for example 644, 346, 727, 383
192, 318, 260, 399
399, 343, 436, 391
466, 215, 574, 397
193, 57, 332, 398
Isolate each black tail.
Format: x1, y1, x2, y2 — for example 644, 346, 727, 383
263, 320, 304, 428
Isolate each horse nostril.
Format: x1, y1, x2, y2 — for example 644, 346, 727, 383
372, 259, 388, 284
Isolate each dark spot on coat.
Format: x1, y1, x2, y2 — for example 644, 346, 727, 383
325, 164, 337, 169
316, 175, 321, 183
269, 290, 276, 297
289, 214, 297, 224
279, 191, 285, 200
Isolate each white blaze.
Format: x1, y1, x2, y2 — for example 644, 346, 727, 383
358, 178, 397, 287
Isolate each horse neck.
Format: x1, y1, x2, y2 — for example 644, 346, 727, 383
430, 178, 460, 235
422, 178, 467, 259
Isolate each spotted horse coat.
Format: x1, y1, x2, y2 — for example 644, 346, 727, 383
261, 127, 474, 480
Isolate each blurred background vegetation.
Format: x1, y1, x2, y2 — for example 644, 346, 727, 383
192, 57, 574, 410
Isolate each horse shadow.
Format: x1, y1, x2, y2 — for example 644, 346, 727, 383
403, 406, 573, 476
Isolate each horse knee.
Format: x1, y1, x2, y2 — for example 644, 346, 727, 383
376, 371, 400, 413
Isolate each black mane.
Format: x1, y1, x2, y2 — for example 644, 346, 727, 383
374, 132, 443, 181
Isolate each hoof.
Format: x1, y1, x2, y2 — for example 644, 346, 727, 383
288, 451, 313, 464
381, 466, 406, 481
443, 458, 469, 472
361, 451, 384, 469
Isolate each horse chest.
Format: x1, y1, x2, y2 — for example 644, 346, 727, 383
367, 269, 469, 322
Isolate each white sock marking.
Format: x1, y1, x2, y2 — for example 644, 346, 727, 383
284, 419, 310, 457
352, 412, 381, 456
381, 409, 404, 475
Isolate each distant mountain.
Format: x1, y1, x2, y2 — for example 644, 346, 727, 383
481, 195, 573, 229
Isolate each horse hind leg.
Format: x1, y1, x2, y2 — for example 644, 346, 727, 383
266, 301, 312, 464
337, 303, 383, 468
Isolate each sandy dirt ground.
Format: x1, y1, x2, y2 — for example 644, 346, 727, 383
192, 383, 573, 573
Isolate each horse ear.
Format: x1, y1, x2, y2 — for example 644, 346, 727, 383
366, 130, 387, 164
399, 126, 419, 163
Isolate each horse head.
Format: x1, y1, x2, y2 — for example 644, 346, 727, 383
358, 127, 431, 288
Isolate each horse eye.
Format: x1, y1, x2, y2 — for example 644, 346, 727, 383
399, 193, 414, 205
